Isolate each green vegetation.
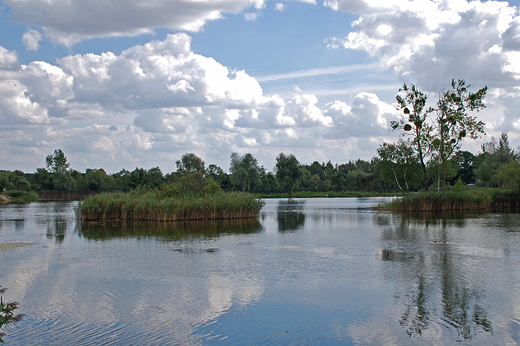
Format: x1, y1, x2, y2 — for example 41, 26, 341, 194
0, 284, 24, 343
77, 185, 264, 221
2, 78, 520, 210
5, 191, 39, 203
383, 188, 492, 212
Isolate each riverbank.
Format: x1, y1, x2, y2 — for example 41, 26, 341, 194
77, 189, 264, 221
0, 191, 39, 204
0, 194, 11, 204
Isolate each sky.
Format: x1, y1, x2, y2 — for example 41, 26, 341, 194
1, 0, 520, 174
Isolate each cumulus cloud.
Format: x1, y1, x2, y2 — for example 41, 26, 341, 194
4, 0, 267, 46
22, 28, 42, 51
324, 92, 397, 138
326, 0, 520, 90
1, 32, 401, 172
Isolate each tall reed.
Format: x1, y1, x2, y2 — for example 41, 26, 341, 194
76, 189, 264, 221
382, 189, 493, 212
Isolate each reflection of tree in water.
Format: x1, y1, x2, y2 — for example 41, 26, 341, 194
376, 212, 492, 341
77, 218, 263, 240
45, 202, 71, 242
277, 199, 305, 232
46, 218, 66, 242
441, 254, 492, 341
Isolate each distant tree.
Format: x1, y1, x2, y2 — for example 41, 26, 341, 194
85, 169, 115, 192
476, 161, 494, 187
113, 169, 132, 191
129, 168, 147, 189
453, 151, 477, 185
12, 176, 31, 191
0, 173, 8, 192
230, 152, 261, 192
46, 149, 69, 175
275, 153, 302, 195
143, 167, 164, 188
259, 168, 279, 193
377, 140, 422, 194
495, 161, 520, 192
176, 153, 205, 176
45, 149, 74, 190
206, 164, 230, 189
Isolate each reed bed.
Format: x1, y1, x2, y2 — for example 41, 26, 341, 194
76, 190, 264, 221
382, 189, 493, 212
489, 188, 520, 211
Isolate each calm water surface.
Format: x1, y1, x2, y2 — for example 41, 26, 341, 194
1, 198, 520, 345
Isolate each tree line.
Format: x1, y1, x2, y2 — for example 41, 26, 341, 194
1, 79, 519, 197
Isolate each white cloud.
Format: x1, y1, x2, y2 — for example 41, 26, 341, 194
244, 12, 260, 21
21, 28, 42, 51
326, 0, 520, 90
4, 0, 268, 45
0, 46, 19, 71
275, 3, 285, 12
324, 92, 397, 138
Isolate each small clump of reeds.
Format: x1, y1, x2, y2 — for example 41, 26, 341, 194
76, 187, 264, 221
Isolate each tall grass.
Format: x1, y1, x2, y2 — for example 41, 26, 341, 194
382, 188, 493, 212
489, 188, 520, 211
76, 189, 264, 221
3, 191, 39, 203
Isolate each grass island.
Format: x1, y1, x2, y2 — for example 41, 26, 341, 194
76, 186, 264, 222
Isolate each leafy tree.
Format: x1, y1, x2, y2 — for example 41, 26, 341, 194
230, 153, 261, 192
259, 169, 279, 193
377, 140, 422, 194
12, 176, 31, 191
85, 169, 115, 192
452, 151, 477, 184
431, 79, 487, 186
129, 168, 147, 189
392, 80, 487, 190
176, 153, 205, 176
495, 161, 520, 192
479, 132, 519, 170
113, 169, 132, 192
275, 153, 302, 195
143, 167, 164, 188
203, 177, 223, 195
32, 168, 54, 190
45, 149, 74, 190
206, 164, 230, 190
392, 83, 431, 189
46, 149, 69, 174
0, 173, 8, 192
476, 161, 494, 187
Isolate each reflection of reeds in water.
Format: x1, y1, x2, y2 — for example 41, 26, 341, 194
77, 218, 263, 240
76, 191, 264, 221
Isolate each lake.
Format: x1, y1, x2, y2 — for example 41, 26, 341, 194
1, 197, 520, 345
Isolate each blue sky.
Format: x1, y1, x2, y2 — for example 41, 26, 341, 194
1, 0, 520, 173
